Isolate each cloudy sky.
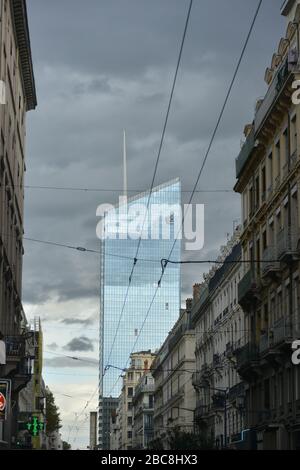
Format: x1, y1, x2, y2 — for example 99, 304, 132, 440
23, 0, 284, 448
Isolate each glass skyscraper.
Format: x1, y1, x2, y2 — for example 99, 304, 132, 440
98, 178, 181, 447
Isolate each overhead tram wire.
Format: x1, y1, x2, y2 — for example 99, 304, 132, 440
44, 350, 99, 366
4, 184, 234, 193
2, 230, 286, 265
116, 0, 264, 386
0, 232, 160, 263
3, 183, 297, 196
104, 0, 194, 370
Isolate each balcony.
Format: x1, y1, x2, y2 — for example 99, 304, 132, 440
5, 335, 26, 360
133, 382, 155, 403
235, 342, 259, 377
254, 56, 291, 136
236, 128, 256, 179
194, 401, 209, 424
3, 334, 35, 392
211, 392, 225, 410
238, 269, 260, 310
261, 246, 280, 278
228, 382, 245, 403
259, 315, 300, 357
192, 364, 211, 388
282, 150, 297, 180
276, 226, 300, 262
259, 331, 272, 355
272, 316, 293, 347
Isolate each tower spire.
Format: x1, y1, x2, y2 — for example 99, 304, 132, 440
123, 130, 128, 199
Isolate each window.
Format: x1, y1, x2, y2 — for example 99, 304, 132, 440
127, 416, 132, 426
276, 140, 281, 181
127, 431, 132, 439
255, 175, 260, 209
262, 230, 267, 251
272, 376, 277, 409
279, 373, 284, 407
263, 303, 268, 331
127, 372, 133, 381
128, 402, 132, 411
283, 128, 289, 165
262, 166, 266, 200
291, 114, 297, 154
277, 291, 283, 321
287, 368, 292, 403
127, 387, 133, 397
269, 220, 274, 246
264, 379, 270, 410
249, 186, 254, 216
256, 238, 260, 276
149, 394, 154, 408
268, 152, 273, 190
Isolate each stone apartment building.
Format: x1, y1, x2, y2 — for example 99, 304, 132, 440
233, 0, 300, 450
132, 371, 155, 449
0, 0, 37, 449
191, 230, 247, 449
151, 302, 196, 450
114, 350, 156, 450
102, 396, 118, 450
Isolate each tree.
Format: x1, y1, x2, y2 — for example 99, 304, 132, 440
45, 388, 62, 435
62, 441, 71, 450
167, 427, 214, 450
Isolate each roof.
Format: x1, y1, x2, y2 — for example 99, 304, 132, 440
12, 0, 37, 111
208, 243, 241, 293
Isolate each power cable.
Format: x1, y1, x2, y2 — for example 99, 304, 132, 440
112, 0, 264, 396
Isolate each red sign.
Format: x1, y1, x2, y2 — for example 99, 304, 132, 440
0, 381, 10, 421
0, 392, 6, 412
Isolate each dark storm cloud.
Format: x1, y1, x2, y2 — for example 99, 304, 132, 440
64, 336, 95, 352
23, 0, 284, 316
47, 342, 59, 351
44, 356, 98, 368
61, 317, 95, 327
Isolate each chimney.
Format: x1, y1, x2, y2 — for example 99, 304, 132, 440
193, 283, 202, 302
185, 298, 193, 313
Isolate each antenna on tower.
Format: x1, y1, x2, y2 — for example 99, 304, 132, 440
123, 130, 128, 200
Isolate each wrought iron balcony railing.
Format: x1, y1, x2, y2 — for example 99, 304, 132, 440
192, 364, 211, 388
5, 335, 26, 359
261, 246, 280, 276
276, 225, 299, 260
238, 269, 259, 309
235, 342, 259, 371
228, 382, 245, 402
254, 56, 290, 135
236, 128, 256, 179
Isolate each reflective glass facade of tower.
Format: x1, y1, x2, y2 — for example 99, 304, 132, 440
98, 179, 181, 446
